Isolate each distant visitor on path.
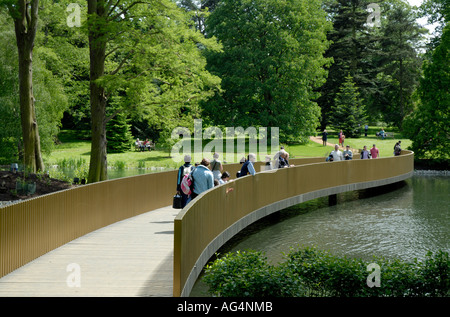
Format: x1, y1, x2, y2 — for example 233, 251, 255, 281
364, 124, 368, 137
322, 129, 328, 146
338, 130, 345, 147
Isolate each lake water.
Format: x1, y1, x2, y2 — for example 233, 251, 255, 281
190, 172, 450, 296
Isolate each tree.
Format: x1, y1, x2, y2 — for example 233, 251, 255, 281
403, 24, 449, 160
375, 2, 427, 128
0, 11, 21, 164
86, 0, 221, 182
203, 0, 332, 142
106, 105, 132, 153
317, 0, 374, 129
330, 74, 367, 138
2, 0, 44, 172
0, 1, 69, 167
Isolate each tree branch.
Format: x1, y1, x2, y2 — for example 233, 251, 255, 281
108, 49, 134, 75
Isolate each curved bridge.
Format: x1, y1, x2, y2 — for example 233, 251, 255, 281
0, 150, 414, 297
173, 151, 414, 296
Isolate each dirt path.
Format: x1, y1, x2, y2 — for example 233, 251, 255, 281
309, 136, 360, 153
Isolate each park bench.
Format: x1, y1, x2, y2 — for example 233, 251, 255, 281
135, 140, 155, 151
376, 132, 394, 139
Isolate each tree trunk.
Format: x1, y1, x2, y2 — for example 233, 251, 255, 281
11, 0, 44, 173
87, 0, 108, 183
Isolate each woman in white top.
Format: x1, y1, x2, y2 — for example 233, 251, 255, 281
210, 152, 223, 180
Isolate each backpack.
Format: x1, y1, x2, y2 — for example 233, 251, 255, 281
181, 167, 195, 195
181, 165, 192, 178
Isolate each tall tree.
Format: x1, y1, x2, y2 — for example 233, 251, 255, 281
86, 0, 221, 182
375, 2, 427, 128
0, 6, 69, 165
403, 23, 449, 160
330, 74, 367, 137
317, 0, 374, 129
3, 0, 44, 172
203, 0, 332, 142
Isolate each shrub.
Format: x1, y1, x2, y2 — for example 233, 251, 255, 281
203, 247, 449, 297
203, 250, 305, 297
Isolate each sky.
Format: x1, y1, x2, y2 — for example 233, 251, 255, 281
406, 0, 439, 34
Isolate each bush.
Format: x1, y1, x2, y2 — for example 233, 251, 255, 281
203, 247, 449, 297
286, 247, 449, 297
203, 250, 305, 297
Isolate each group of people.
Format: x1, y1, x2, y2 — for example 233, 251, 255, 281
322, 129, 345, 147
327, 144, 380, 161
175, 139, 403, 208
327, 141, 402, 161
175, 153, 232, 208
175, 148, 295, 208
135, 138, 153, 151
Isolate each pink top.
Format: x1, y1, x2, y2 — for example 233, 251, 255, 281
370, 147, 379, 159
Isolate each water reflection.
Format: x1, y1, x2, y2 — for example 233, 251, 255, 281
190, 174, 449, 296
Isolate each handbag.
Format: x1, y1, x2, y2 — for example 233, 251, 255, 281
173, 193, 182, 209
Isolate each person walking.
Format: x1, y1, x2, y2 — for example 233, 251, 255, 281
370, 144, 380, 159
361, 145, 370, 159
322, 129, 328, 146
394, 141, 402, 156
343, 145, 353, 160
190, 158, 214, 200
330, 144, 344, 161
176, 155, 193, 208
210, 152, 223, 181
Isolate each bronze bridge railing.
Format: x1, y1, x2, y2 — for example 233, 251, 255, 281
173, 151, 414, 296
0, 151, 414, 297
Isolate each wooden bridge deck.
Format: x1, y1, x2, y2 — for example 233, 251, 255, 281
0, 205, 177, 297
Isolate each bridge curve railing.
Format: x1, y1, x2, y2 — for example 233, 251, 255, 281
0, 168, 178, 279
173, 151, 414, 296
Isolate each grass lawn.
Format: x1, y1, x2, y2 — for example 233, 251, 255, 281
45, 129, 411, 173
326, 136, 411, 158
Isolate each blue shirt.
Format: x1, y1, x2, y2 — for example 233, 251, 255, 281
238, 160, 256, 177
192, 165, 214, 195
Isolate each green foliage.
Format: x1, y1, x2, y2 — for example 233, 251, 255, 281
403, 24, 450, 160
318, 0, 426, 129
203, 247, 450, 297
203, 250, 305, 297
317, 0, 375, 128
0, 11, 21, 164
375, 2, 426, 128
202, 0, 332, 143
330, 75, 367, 138
107, 111, 133, 154
0, 9, 69, 164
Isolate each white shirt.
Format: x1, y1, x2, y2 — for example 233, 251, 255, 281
330, 150, 344, 161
